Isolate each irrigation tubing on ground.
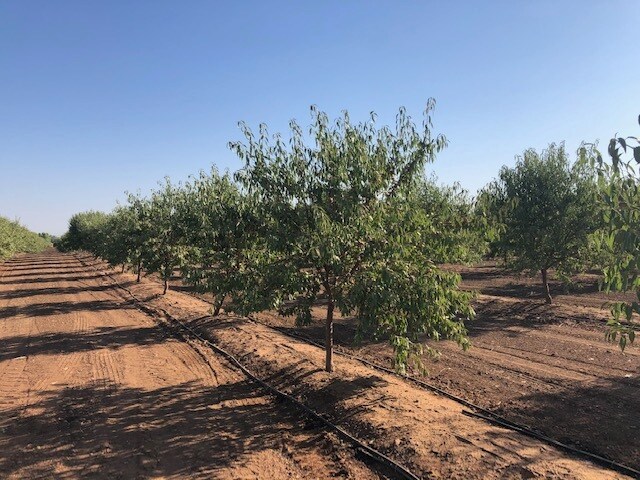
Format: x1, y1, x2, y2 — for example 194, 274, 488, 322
74, 254, 420, 480
254, 323, 640, 479
76, 254, 640, 479
111, 263, 640, 479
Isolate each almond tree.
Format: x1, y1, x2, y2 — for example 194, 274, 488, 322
483, 143, 602, 303
178, 169, 260, 316
96, 204, 142, 273
142, 180, 187, 294
231, 101, 473, 373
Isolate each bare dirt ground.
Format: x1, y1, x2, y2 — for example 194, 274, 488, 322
58, 253, 632, 479
251, 262, 640, 474
0, 252, 383, 479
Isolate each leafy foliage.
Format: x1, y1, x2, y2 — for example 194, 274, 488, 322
0, 216, 52, 260
346, 192, 473, 372
231, 101, 473, 372
480, 143, 602, 303
178, 169, 261, 315
594, 116, 640, 349
413, 179, 488, 264
56, 211, 110, 254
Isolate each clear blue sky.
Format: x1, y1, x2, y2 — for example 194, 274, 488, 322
1, 1, 639, 235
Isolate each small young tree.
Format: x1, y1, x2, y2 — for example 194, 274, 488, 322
95, 209, 130, 269
484, 143, 602, 303
178, 169, 260, 316
123, 194, 155, 282
231, 101, 473, 373
58, 211, 110, 253
142, 180, 187, 294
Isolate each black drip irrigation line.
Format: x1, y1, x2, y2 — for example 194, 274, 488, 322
77, 255, 640, 479
165, 318, 419, 480
251, 323, 640, 479
74, 255, 420, 480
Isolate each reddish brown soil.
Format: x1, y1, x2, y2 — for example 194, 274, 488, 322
253, 262, 640, 474
0, 253, 383, 479
76, 255, 631, 479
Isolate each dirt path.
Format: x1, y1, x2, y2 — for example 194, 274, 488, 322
76, 256, 632, 479
0, 253, 382, 479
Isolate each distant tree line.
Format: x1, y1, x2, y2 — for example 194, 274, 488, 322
0, 216, 52, 260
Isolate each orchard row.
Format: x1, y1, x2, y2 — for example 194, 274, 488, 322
56, 103, 640, 369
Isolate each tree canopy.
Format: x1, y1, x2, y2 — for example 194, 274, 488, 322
481, 143, 602, 303
231, 101, 473, 372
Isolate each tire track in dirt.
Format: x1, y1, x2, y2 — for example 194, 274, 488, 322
472, 342, 638, 380
0, 252, 385, 480
0, 357, 29, 412
142, 259, 640, 473
93, 259, 636, 479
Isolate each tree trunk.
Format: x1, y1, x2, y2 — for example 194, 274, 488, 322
325, 298, 334, 373
121, 264, 125, 273
541, 268, 552, 304
163, 277, 168, 295
136, 258, 142, 283
213, 294, 226, 317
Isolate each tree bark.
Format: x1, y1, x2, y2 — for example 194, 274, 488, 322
136, 258, 142, 283
541, 268, 552, 304
325, 298, 334, 373
213, 294, 226, 317
163, 277, 168, 295
121, 264, 125, 273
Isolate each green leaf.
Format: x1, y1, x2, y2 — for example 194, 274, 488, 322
618, 138, 627, 152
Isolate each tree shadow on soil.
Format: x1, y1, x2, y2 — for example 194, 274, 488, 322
0, 274, 104, 285
1, 262, 79, 271
2, 267, 100, 277
457, 266, 514, 281
279, 317, 640, 473
487, 375, 640, 473
0, 281, 136, 301
0, 298, 139, 319
0, 325, 171, 362
479, 280, 601, 302
0, 380, 328, 478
